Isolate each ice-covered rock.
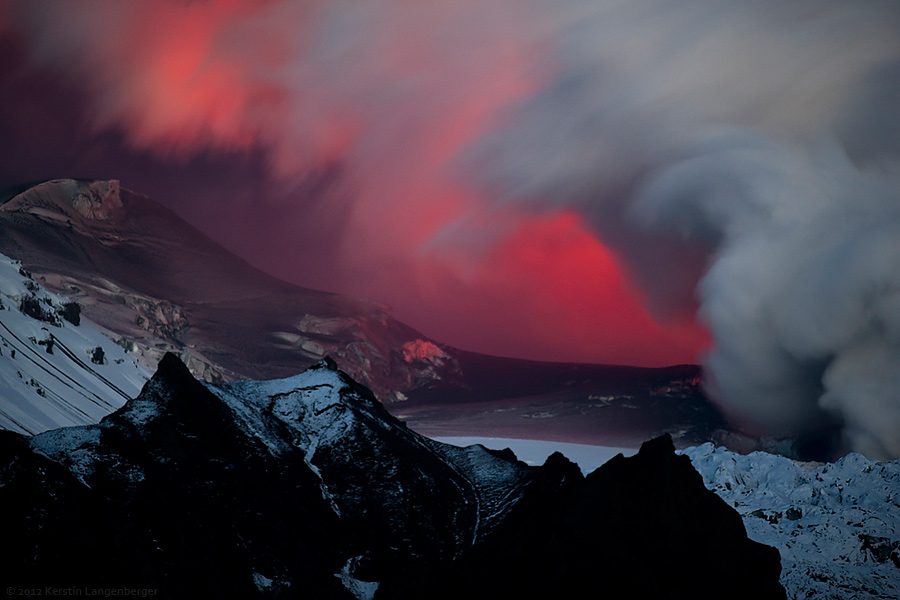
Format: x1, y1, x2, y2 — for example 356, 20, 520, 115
684, 443, 900, 600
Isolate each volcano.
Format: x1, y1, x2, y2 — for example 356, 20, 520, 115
0, 178, 734, 449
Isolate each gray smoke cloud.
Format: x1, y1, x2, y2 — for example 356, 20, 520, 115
637, 133, 900, 459
470, 0, 900, 458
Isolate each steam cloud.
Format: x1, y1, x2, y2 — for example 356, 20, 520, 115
4, 0, 900, 457
474, 0, 900, 458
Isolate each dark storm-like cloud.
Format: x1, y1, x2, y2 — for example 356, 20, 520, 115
4, 0, 900, 457
470, 0, 900, 457
2, 0, 704, 367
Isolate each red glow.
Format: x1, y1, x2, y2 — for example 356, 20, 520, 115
8, 0, 709, 366
105, 2, 274, 152
386, 210, 710, 366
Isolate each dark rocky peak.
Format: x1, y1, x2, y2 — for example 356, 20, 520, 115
204, 355, 537, 576
99, 351, 237, 445
1, 356, 784, 599
378, 434, 785, 600
7, 360, 349, 597
573, 434, 785, 598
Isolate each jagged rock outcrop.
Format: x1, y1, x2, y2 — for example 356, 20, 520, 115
379, 434, 785, 600
0, 354, 534, 597
71, 179, 122, 220
2, 356, 348, 598
0, 355, 784, 599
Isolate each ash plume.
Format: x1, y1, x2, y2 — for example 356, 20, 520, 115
471, 0, 900, 458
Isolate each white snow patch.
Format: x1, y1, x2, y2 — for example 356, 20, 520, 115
0, 253, 150, 435
682, 443, 900, 600
114, 378, 167, 430
28, 425, 101, 485
252, 572, 274, 592
205, 362, 359, 515
336, 556, 379, 600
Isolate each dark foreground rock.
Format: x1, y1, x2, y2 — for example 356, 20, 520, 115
380, 434, 784, 600
0, 354, 783, 599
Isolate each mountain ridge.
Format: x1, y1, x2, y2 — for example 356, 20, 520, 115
0, 178, 454, 395
0, 178, 737, 451
0, 353, 785, 599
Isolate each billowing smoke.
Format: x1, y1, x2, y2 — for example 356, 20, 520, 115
4, 0, 900, 457
471, 0, 900, 458
637, 133, 900, 459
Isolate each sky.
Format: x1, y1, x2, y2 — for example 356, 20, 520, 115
1, 0, 900, 458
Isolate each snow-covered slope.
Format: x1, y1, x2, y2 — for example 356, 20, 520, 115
0, 253, 149, 434
684, 444, 900, 600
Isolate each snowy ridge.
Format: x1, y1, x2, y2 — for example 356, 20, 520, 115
1, 353, 785, 599
422, 438, 534, 540
683, 444, 900, 600
434, 436, 636, 473
206, 360, 363, 514
206, 360, 363, 439
206, 360, 532, 542
0, 253, 149, 434
204, 357, 540, 590
28, 425, 102, 486
204, 362, 352, 455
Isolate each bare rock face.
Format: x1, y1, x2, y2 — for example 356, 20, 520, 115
0, 355, 784, 599
71, 180, 122, 220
